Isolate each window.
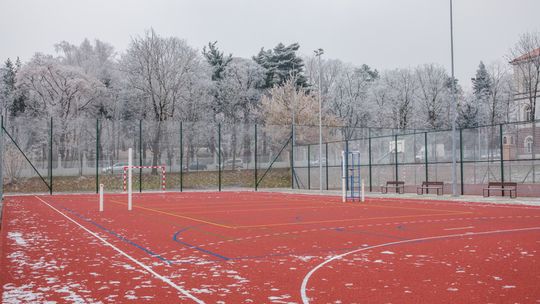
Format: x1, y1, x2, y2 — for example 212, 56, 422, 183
525, 136, 533, 153
524, 104, 533, 121
503, 136, 514, 145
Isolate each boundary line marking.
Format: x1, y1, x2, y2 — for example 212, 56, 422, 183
444, 226, 474, 231
300, 226, 540, 304
172, 227, 231, 261
110, 199, 234, 229
236, 212, 472, 228
34, 196, 205, 304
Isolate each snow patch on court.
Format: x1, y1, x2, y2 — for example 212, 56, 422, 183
2, 283, 46, 304
294, 255, 317, 262
268, 293, 295, 303
7, 232, 28, 247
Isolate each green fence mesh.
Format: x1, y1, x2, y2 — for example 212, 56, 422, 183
4, 117, 540, 195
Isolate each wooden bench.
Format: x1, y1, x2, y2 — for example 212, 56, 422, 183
417, 181, 444, 195
381, 181, 405, 194
483, 182, 517, 198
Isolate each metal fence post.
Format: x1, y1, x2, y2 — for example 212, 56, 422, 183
307, 144, 311, 190
180, 121, 183, 192
325, 142, 329, 190
96, 118, 99, 194
290, 124, 294, 189
460, 128, 464, 195
255, 124, 258, 191
139, 120, 143, 192
345, 140, 349, 191
500, 124, 504, 183
0, 116, 3, 199
394, 134, 398, 181
368, 129, 372, 192
49, 117, 53, 195
424, 132, 428, 182
218, 123, 221, 192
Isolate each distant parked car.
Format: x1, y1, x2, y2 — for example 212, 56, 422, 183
187, 163, 207, 171
216, 159, 244, 170
102, 162, 128, 174
309, 157, 327, 166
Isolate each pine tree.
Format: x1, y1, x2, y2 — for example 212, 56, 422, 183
1, 58, 16, 117
253, 42, 307, 89
202, 41, 232, 81
10, 57, 26, 116
472, 61, 492, 102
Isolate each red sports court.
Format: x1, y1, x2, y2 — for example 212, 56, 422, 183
2, 190, 540, 303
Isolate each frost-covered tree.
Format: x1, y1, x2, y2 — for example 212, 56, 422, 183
1, 58, 16, 117
1, 58, 27, 118
381, 69, 417, 129
259, 79, 337, 143
121, 29, 204, 171
415, 64, 452, 129
17, 54, 105, 161
324, 61, 378, 139
457, 93, 480, 128
203, 41, 233, 81
55, 39, 121, 119
253, 42, 307, 89
485, 61, 513, 125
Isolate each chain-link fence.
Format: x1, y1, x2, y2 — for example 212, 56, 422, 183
3, 117, 540, 196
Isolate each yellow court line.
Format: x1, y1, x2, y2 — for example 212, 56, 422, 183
235, 211, 473, 229
165, 205, 353, 215
110, 200, 234, 229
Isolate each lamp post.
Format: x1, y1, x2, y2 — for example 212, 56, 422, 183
314, 48, 324, 192
450, 0, 458, 196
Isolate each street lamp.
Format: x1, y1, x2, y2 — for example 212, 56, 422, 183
314, 48, 324, 192
450, 0, 458, 196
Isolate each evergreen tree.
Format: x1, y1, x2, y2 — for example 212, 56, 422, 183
1, 58, 16, 117
457, 97, 479, 128
358, 64, 379, 82
202, 41, 232, 81
472, 61, 492, 102
253, 42, 307, 89
10, 57, 26, 116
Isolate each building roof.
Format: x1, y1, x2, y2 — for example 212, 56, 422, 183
510, 47, 540, 65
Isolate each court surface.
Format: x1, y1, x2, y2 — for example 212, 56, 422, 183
1, 191, 540, 303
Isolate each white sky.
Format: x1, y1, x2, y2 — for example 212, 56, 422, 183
1, 0, 539, 89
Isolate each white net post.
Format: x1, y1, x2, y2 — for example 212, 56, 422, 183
99, 184, 104, 211
128, 148, 132, 211
341, 151, 346, 203
361, 179, 365, 203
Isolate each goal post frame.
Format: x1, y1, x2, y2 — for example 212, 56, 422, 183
342, 150, 364, 203
123, 165, 166, 192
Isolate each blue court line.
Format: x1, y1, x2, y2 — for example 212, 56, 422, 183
172, 227, 231, 261
61, 207, 173, 265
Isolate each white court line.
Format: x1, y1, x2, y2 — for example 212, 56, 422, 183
300, 226, 540, 304
34, 196, 205, 304
444, 226, 475, 231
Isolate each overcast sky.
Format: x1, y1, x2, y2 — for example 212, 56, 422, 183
1, 0, 539, 89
